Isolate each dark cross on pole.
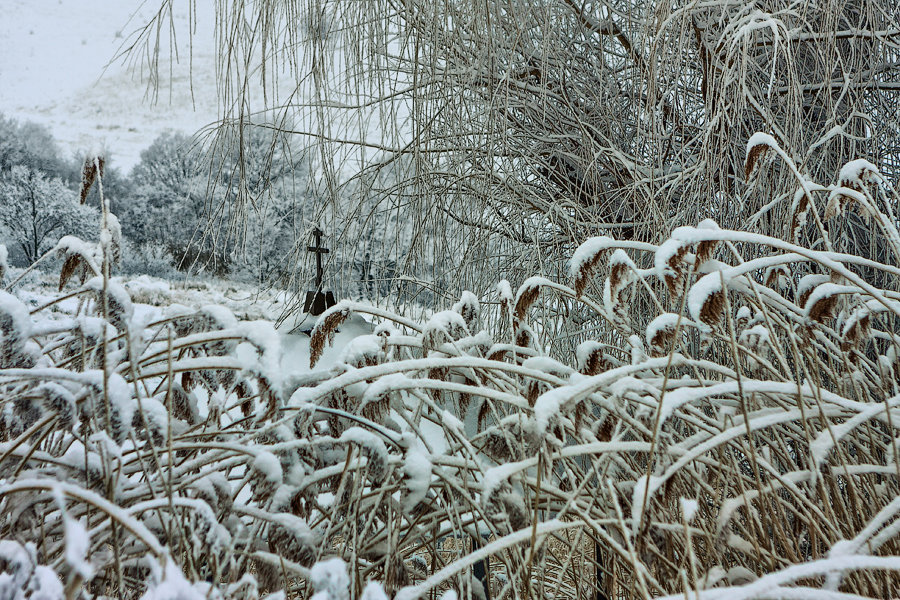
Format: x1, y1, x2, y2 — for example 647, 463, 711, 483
308, 227, 328, 290
303, 227, 336, 316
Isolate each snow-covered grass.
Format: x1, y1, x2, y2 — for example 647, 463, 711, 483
2, 142, 900, 599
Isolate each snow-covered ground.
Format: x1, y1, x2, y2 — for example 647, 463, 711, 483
12, 267, 373, 382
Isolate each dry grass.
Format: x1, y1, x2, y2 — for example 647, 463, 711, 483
3, 145, 900, 599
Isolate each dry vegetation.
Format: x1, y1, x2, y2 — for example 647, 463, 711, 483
3, 0, 900, 598
2, 140, 900, 599
136, 0, 900, 310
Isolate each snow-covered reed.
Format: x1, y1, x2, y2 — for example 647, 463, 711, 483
2, 143, 900, 598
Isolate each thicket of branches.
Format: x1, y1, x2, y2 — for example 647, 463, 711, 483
135, 0, 900, 312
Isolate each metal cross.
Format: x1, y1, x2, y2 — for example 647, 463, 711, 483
307, 227, 329, 290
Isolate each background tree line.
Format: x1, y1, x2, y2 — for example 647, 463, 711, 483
0, 113, 409, 296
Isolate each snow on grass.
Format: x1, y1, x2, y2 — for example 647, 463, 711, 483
401, 441, 433, 511
63, 515, 93, 580
310, 558, 350, 600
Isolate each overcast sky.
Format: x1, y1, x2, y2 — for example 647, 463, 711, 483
0, 0, 219, 172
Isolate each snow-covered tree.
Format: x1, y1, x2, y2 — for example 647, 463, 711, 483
0, 166, 98, 265
0, 114, 72, 182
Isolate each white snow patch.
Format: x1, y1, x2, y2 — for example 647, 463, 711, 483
402, 445, 432, 511
64, 515, 94, 580
680, 498, 699, 523
310, 557, 350, 600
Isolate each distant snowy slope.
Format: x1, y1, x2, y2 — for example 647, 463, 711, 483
0, 0, 219, 172
0, 1, 410, 177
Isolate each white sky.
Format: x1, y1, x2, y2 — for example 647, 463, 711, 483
0, 0, 219, 173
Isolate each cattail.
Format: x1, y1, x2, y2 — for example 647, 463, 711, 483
422, 311, 469, 351
604, 250, 635, 333
258, 376, 279, 422
790, 188, 811, 243
8, 395, 42, 438
236, 379, 255, 417
84, 278, 134, 335
497, 279, 514, 318
477, 398, 492, 431
594, 415, 614, 442
570, 236, 614, 297
452, 291, 481, 330
310, 305, 350, 367
797, 274, 829, 308
105, 212, 123, 265
738, 324, 771, 371
514, 319, 537, 350
169, 382, 199, 424
290, 488, 316, 520
39, 382, 77, 430
576, 340, 612, 375
361, 391, 390, 425
688, 272, 726, 329
484, 479, 528, 535
252, 559, 281, 592
803, 282, 847, 322
646, 313, 681, 356
206, 472, 233, 516
79, 156, 104, 204
526, 380, 542, 407
695, 219, 721, 264
339, 334, 385, 368
249, 451, 283, 502
824, 189, 846, 220
190, 477, 223, 515
840, 309, 871, 352
500, 490, 529, 531
608, 250, 633, 292
482, 424, 525, 462
744, 132, 776, 178
456, 390, 470, 417
59, 254, 86, 291
654, 239, 689, 299
699, 289, 726, 328
513, 278, 542, 320
0, 291, 32, 369
838, 158, 882, 192
326, 389, 352, 437
573, 400, 588, 431
764, 265, 790, 291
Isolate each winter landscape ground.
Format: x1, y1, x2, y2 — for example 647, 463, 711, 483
3, 1, 900, 600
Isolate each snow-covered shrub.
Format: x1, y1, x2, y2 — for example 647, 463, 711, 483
294, 143, 900, 599
120, 240, 177, 279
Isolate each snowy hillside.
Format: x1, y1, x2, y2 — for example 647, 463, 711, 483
0, 0, 218, 172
